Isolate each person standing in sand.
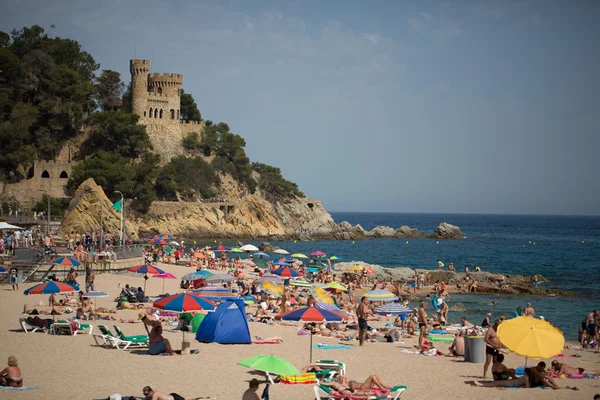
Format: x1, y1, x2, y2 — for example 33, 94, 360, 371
524, 303, 535, 317
483, 320, 502, 379
418, 301, 428, 350
357, 296, 371, 346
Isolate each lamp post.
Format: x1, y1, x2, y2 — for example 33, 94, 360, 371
86, 189, 103, 249
114, 190, 124, 246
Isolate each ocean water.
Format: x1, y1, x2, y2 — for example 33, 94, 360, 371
208, 213, 600, 340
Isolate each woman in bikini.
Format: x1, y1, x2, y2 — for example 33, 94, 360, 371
0, 356, 23, 388
474, 368, 532, 388
326, 375, 389, 394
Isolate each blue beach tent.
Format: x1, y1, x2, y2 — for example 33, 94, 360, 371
195, 299, 251, 344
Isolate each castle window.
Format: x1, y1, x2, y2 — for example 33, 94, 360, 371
154, 108, 158, 118
60, 171, 68, 179
170, 109, 175, 119
144, 111, 147, 117
159, 109, 163, 119
177, 109, 180, 120
149, 107, 153, 118
26, 167, 34, 179
158, 87, 162, 95
41, 170, 50, 178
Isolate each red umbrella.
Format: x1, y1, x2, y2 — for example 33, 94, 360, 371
272, 267, 302, 278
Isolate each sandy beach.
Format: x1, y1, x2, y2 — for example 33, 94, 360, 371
1, 262, 598, 400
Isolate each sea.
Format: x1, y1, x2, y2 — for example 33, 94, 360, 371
208, 213, 600, 340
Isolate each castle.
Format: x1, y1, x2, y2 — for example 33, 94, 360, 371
0, 60, 202, 207
129, 59, 204, 162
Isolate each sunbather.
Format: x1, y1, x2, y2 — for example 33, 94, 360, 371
551, 360, 596, 377
325, 374, 389, 393
474, 368, 532, 388
142, 385, 206, 400
492, 354, 517, 380
0, 356, 23, 388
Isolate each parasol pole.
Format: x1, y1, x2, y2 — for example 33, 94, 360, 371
162, 279, 165, 295
310, 329, 313, 363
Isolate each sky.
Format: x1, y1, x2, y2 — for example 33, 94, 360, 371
2, 0, 599, 215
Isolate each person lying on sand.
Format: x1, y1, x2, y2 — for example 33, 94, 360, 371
323, 375, 389, 395
142, 385, 209, 400
551, 360, 595, 377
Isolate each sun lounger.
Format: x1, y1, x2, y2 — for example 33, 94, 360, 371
113, 325, 149, 345
52, 320, 94, 336
315, 360, 347, 378
97, 325, 140, 350
19, 318, 46, 333
314, 383, 407, 400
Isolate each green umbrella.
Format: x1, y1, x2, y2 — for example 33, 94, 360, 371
291, 280, 313, 288
291, 253, 308, 259
231, 247, 244, 253
191, 313, 207, 333
238, 355, 300, 376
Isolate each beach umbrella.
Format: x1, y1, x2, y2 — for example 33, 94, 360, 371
181, 270, 213, 281
148, 234, 176, 240
0, 266, 7, 273
193, 287, 237, 302
312, 286, 335, 305
209, 245, 231, 252
364, 289, 398, 302
327, 282, 347, 291
272, 267, 302, 278
168, 241, 180, 246
260, 281, 285, 297
257, 275, 285, 283
290, 280, 313, 288
329, 256, 341, 261
193, 252, 207, 259
51, 257, 81, 267
316, 301, 347, 315
128, 264, 165, 292
238, 355, 300, 376
254, 252, 270, 258
310, 251, 326, 257
83, 290, 109, 307
497, 316, 565, 362
205, 273, 235, 283
253, 259, 269, 269
240, 244, 259, 252
24, 281, 77, 320
230, 247, 244, 253
276, 305, 347, 362
0, 222, 23, 230
374, 303, 412, 316
272, 249, 289, 255
153, 293, 216, 342
152, 272, 177, 294
272, 261, 291, 267
291, 253, 308, 259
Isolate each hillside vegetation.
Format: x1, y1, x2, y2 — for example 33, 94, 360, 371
0, 25, 303, 212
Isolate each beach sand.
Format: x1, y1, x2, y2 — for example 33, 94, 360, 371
1, 262, 597, 400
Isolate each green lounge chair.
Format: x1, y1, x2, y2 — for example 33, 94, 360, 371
314, 383, 407, 400
96, 324, 138, 350
113, 325, 149, 345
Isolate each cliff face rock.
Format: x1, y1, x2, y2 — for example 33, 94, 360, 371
428, 222, 464, 240
60, 178, 138, 239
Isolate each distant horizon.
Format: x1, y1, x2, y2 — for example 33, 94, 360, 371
328, 210, 600, 217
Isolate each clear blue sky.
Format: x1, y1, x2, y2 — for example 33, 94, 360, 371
3, 0, 599, 215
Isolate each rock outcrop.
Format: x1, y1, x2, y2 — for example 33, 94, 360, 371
428, 222, 464, 240
60, 178, 138, 240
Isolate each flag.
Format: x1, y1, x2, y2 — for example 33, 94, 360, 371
112, 199, 122, 213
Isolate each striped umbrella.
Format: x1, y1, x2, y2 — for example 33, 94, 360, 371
209, 245, 231, 252
24, 281, 77, 320
316, 301, 347, 315
193, 287, 237, 302
152, 272, 177, 294
364, 289, 398, 302
275, 305, 347, 362
148, 239, 168, 245
0, 266, 8, 273
148, 234, 176, 240
326, 282, 347, 291
312, 286, 335, 305
51, 257, 81, 267
205, 273, 235, 283
260, 281, 285, 297
153, 293, 216, 341
273, 261, 291, 267
181, 270, 213, 281
128, 264, 165, 275
374, 303, 413, 316
290, 280, 313, 288
272, 267, 302, 278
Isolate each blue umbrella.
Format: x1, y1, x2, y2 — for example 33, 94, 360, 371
154, 293, 216, 312
374, 303, 413, 316
205, 273, 235, 283
181, 271, 213, 281
254, 252, 270, 258
273, 261, 291, 267
272, 267, 301, 278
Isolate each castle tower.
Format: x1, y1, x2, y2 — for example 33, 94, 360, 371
147, 71, 183, 122
130, 59, 150, 116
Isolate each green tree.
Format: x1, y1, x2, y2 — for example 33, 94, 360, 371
156, 156, 219, 201
82, 111, 152, 158
95, 70, 124, 111
182, 131, 202, 151
31, 194, 70, 216
180, 89, 201, 121
253, 162, 303, 201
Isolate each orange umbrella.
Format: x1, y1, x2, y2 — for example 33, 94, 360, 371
193, 252, 206, 259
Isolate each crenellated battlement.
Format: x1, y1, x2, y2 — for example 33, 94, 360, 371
148, 72, 183, 87
130, 59, 150, 75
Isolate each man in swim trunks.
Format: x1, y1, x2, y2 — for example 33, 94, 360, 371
142, 314, 176, 356
491, 354, 516, 380
142, 385, 206, 400
551, 360, 592, 377
483, 319, 502, 379
357, 296, 370, 346
418, 301, 428, 350
449, 330, 465, 357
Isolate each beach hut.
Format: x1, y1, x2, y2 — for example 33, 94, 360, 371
195, 299, 251, 344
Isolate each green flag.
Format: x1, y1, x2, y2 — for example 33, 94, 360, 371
112, 199, 122, 213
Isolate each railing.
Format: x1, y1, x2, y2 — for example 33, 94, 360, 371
113, 244, 144, 260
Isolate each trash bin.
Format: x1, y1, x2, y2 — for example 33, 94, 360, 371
463, 336, 471, 362
467, 336, 486, 363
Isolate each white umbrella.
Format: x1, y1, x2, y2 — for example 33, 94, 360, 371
273, 249, 289, 255
0, 222, 23, 230
168, 241, 180, 246
240, 244, 259, 252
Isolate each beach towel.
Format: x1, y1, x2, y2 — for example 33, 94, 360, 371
427, 335, 454, 343
280, 373, 317, 385
428, 329, 447, 335
313, 344, 351, 350
0, 386, 37, 391
252, 341, 280, 344
551, 354, 575, 358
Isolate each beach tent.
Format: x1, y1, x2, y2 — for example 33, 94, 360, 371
195, 299, 251, 344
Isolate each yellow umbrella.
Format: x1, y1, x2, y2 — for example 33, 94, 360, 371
327, 282, 347, 291
312, 286, 335, 305
291, 253, 308, 259
260, 281, 285, 297
497, 316, 565, 359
